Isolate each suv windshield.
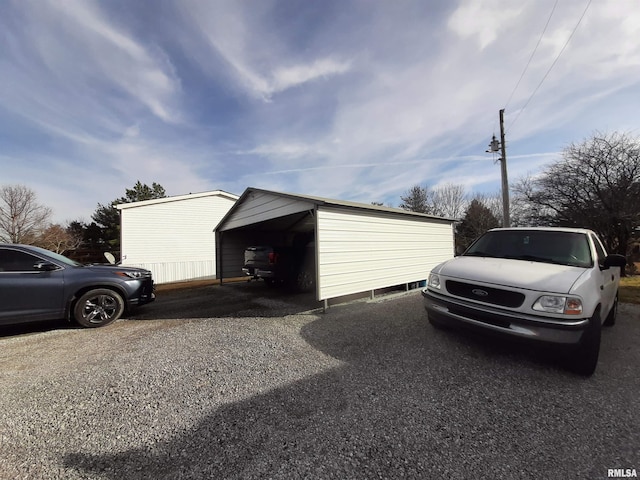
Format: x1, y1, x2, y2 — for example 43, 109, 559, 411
464, 230, 593, 268
28, 245, 82, 267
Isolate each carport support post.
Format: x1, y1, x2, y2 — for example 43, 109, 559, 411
217, 231, 224, 285
323, 299, 329, 313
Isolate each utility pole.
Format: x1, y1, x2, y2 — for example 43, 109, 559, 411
487, 109, 510, 227
499, 109, 509, 227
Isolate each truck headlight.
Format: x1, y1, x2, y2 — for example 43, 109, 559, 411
533, 296, 582, 315
428, 273, 441, 290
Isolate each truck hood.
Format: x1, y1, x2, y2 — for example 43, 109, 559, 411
434, 256, 587, 294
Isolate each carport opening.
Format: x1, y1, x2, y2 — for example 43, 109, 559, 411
217, 211, 317, 290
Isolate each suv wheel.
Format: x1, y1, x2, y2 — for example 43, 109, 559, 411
74, 289, 125, 328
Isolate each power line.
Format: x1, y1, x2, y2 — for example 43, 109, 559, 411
504, 0, 559, 111
507, 0, 593, 133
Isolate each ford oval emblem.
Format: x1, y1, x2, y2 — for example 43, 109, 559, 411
472, 289, 489, 297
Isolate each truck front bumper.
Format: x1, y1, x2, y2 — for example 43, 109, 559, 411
422, 288, 589, 345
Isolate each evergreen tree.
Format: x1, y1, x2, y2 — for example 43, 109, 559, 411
91, 181, 167, 249
456, 199, 500, 251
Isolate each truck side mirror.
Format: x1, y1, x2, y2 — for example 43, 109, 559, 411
603, 254, 627, 269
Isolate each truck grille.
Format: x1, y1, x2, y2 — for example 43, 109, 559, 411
445, 280, 525, 308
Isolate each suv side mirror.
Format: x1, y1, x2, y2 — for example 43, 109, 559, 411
603, 254, 627, 269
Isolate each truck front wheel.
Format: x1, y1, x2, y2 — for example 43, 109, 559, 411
568, 311, 601, 376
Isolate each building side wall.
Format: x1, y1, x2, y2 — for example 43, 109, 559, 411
120, 195, 236, 284
316, 207, 454, 300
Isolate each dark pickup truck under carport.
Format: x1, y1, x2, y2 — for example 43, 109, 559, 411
242, 244, 315, 292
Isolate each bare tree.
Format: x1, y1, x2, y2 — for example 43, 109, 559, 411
430, 183, 468, 219
34, 223, 83, 254
515, 132, 640, 255
511, 175, 555, 227
0, 184, 52, 243
400, 183, 472, 219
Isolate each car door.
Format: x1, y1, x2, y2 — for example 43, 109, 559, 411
0, 248, 66, 324
590, 234, 618, 318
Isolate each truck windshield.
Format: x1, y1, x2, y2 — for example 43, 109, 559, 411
464, 230, 593, 268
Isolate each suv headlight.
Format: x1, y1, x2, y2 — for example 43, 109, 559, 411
428, 273, 441, 290
115, 271, 144, 279
533, 296, 582, 315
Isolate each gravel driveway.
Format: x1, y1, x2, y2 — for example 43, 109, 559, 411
1, 282, 638, 479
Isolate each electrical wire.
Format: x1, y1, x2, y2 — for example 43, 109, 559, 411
507, 0, 593, 133
504, 0, 559, 111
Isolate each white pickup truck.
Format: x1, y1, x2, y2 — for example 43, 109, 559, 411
422, 227, 627, 375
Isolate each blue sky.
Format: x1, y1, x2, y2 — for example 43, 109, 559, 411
1, 0, 639, 223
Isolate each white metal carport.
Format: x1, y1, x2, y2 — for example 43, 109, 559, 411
215, 188, 455, 306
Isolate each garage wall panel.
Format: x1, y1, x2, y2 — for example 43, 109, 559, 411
317, 207, 454, 300
120, 194, 236, 283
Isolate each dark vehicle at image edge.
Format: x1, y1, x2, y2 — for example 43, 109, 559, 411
0, 244, 155, 328
422, 228, 627, 376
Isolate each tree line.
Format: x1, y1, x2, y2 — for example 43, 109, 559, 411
0, 181, 166, 261
1, 132, 639, 269
390, 132, 640, 267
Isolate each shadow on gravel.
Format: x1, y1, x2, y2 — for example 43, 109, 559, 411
61, 297, 638, 479
0, 282, 318, 339
129, 280, 322, 321
0, 318, 75, 338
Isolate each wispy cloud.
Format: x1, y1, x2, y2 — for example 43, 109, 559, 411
1, 0, 639, 220
174, 1, 351, 100
270, 58, 352, 96
448, 0, 524, 50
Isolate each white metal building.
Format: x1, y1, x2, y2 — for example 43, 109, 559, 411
117, 190, 238, 284
216, 188, 456, 306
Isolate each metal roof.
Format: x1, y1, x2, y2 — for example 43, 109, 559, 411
116, 190, 239, 210
216, 187, 455, 231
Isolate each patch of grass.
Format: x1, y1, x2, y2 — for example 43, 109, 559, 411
619, 275, 640, 304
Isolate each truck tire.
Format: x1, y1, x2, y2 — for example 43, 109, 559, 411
295, 268, 314, 292
603, 293, 618, 327
428, 315, 449, 330
568, 310, 601, 376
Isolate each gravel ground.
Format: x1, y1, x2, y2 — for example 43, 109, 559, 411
0, 284, 639, 479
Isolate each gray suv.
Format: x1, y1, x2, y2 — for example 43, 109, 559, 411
0, 244, 155, 328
